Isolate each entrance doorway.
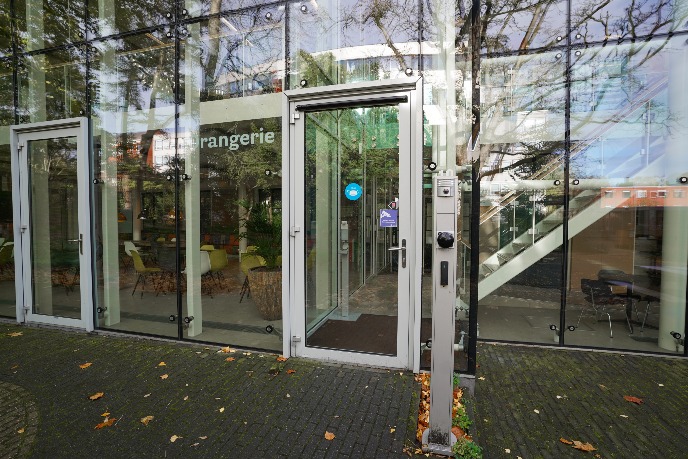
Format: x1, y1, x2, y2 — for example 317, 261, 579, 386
284, 79, 423, 369
11, 118, 93, 330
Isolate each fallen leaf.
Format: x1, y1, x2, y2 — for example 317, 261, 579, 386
158, 362, 166, 367
160, 374, 169, 380
505, 448, 511, 453
658, 383, 664, 387
183, 396, 189, 401
95, 418, 116, 429
572, 441, 597, 452
140, 416, 154, 426
286, 394, 291, 398
219, 347, 231, 353
276, 356, 288, 362
623, 395, 644, 405
170, 435, 181, 442
191, 443, 199, 447
144, 393, 151, 398
560, 438, 573, 445
533, 409, 540, 414
219, 407, 225, 413
556, 395, 563, 399
286, 369, 296, 375
390, 428, 396, 433
598, 384, 608, 391
225, 357, 235, 362
101, 412, 110, 417
243, 352, 251, 356
199, 436, 208, 440
478, 376, 486, 381
324, 431, 335, 441
8, 332, 23, 337
79, 362, 93, 369
620, 415, 629, 418
10, 364, 19, 370
17, 428, 25, 434
89, 392, 104, 401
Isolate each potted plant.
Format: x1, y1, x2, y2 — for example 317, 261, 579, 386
239, 200, 282, 320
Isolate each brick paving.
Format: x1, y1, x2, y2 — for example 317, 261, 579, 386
472, 343, 688, 459
2, 323, 688, 459
0, 324, 417, 458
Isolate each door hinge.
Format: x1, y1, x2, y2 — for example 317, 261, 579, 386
17, 144, 24, 152
290, 112, 300, 124
292, 335, 302, 343
290, 226, 301, 237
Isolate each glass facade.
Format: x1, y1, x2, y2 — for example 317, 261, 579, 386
2, 0, 687, 366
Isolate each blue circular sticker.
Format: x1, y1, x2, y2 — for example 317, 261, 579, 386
344, 183, 363, 201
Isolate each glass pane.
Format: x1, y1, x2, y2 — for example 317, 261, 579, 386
288, 0, 420, 89
571, 0, 682, 44
0, 132, 14, 318
28, 136, 81, 319
184, 0, 279, 19
565, 37, 687, 353
304, 104, 401, 355
477, 50, 566, 344
481, 0, 567, 54
178, 14, 284, 350
0, 59, 12, 126
17, 47, 87, 124
0, 1, 10, 58
14, 0, 86, 52
90, 0, 172, 38
91, 33, 178, 338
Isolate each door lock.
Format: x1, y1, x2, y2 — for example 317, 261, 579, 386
67, 234, 84, 254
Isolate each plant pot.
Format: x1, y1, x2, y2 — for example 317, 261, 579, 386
248, 268, 282, 320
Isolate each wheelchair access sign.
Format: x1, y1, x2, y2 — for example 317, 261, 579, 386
379, 209, 398, 228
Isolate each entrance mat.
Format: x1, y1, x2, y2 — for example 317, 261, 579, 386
307, 314, 398, 355
308, 314, 469, 370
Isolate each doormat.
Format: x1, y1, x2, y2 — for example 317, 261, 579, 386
307, 314, 398, 355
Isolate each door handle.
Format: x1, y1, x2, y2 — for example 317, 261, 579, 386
387, 238, 406, 268
67, 234, 83, 255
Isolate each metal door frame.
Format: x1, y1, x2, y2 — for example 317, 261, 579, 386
11, 118, 94, 331
282, 78, 423, 369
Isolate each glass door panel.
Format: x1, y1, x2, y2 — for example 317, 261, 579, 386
301, 101, 408, 361
27, 136, 81, 319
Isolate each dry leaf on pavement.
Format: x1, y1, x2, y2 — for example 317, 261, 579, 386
170, 435, 181, 442
287, 369, 296, 374
101, 412, 110, 417
95, 418, 116, 429
89, 392, 104, 401
17, 428, 25, 434
276, 356, 288, 362
158, 362, 166, 367
623, 395, 644, 405
225, 357, 235, 362
219, 407, 225, 413
140, 416, 154, 426
572, 441, 597, 452
79, 362, 93, 369
160, 374, 169, 380
324, 431, 335, 440
560, 438, 573, 445
7, 332, 23, 337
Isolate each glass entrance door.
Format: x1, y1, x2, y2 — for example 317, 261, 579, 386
287, 80, 422, 369
12, 120, 93, 330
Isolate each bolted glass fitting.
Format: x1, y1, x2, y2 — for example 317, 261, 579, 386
404, 68, 413, 76
555, 53, 562, 59
556, 36, 562, 41
572, 179, 580, 185
300, 4, 308, 13
300, 79, 308, 87
575, 50, 582, 56
265, 12, 273, 20
165, 12, 172, 19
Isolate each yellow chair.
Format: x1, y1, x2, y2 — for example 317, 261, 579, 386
208, 249, 229, 287
239, 252, 266, 302
131, 250, 161, 298
200, 244, 215, 251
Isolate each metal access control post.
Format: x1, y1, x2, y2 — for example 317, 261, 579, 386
422, 170, 458, 455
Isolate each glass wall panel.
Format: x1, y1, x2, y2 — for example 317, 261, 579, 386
184, 0, 279, 19
14, 0, 86, 52
91, 34, 178, 338
0, 0, 11, 58
565, 37, 687, 354
420, 0, 474, 371
480, 0, 567, 54
17, 47, 87, 123
477, 50, 566, 344
90, 0, 171, 38
571, 0, 685, 44
288, 0, 420, 89
0, 56, 12, 315
178, 13, 284, 349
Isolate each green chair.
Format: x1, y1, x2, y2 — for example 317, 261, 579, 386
239, 252, 266, 302
131, 250, 161, 298
208, 249, 229, 288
